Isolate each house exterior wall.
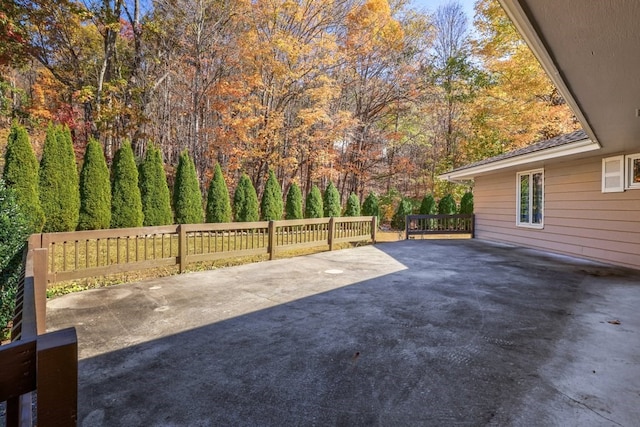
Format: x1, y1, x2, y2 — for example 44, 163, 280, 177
474, 155, 640, 270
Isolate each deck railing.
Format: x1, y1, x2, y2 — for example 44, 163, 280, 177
405, 214, 475, 239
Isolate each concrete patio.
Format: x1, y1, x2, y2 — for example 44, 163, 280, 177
46, 239, 640, 426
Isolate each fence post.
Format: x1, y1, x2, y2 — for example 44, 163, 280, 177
405, 215, 410, 240
37, 327, 78, 426
371, 216, 377, 244
328, 217, 335, 251
471, 214, 475, 238
268, 221, 276, 260
33, 248, 48, 335
178, 224, 187, 273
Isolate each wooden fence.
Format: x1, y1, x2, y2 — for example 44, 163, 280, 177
1, 216, 375, 426
405, 214, 475, 239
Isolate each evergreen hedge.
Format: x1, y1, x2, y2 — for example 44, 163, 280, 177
459, 192, 474, 214
111, 142, 144, 228
206, 163, 232, 223
391, 198, 413, 230
285, 182, 303, 220
139, 146, 173, 226
233, 173, 259, 222
323, 181, 341, 217
419, 194, 437, 215
361, 192, 380, 223
2, 122, 44, 232
305, 185, 323, 218
0, 180, 30, 339
438, 194, 457, 215
260, 170, 283, 221
173, 150, 203, 224
39, 124, 80, 232
344, 193, 360, 216
77, 138, 111, 230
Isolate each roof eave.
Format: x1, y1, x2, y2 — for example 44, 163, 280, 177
439, 138, 599, 182
497, 0, 600, 145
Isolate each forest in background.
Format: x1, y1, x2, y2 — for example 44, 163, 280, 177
0, 0, 579, 205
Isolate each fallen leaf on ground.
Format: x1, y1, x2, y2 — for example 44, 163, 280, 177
607, 319, 621, 325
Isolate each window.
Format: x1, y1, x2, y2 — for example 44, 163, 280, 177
517, 169, 544, 228
626, 154, 640, 189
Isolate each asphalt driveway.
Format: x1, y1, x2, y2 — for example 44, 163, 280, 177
46, 239, 640, 426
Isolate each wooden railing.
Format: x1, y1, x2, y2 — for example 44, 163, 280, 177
1, 216, 375, 425
405, 214, 475, 239
2, 236, 78, 426
30, 216, 376, 285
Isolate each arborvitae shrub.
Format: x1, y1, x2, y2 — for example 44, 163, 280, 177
0, 180, 30, 339
285, 182, 303, 220
260, 170, 283, 221
344, 193, 360, 216
173, 150, 203, 224
391, 198, 413, 230
438, 194, 457, 215
2, 123, 44, 232
233, 174, 259, 222
39, 124, 80, 232
459, 192, 474, 214
305, 185, 323, 218
419, 194, 437, 215
77, 138, 111, 230
323, 181, 341, 217
139, 146, 172, 226
361, 192, 380, 223
111, 142, 143, 228
206, 163, 232, 223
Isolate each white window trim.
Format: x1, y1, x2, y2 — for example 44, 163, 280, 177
602, 155, 625, 193
516, 169, 544, 229
625, 153, 640, 190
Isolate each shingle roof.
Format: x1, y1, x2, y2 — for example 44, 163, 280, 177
448, 129, 588, 174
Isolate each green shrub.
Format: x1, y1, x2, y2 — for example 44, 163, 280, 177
78, 138, 111, 230
173, 150, 203, 224
260, 170, 283, 221
139, 146, 172, 226
323, 181, 341, 217
459, 191, 474, 214
344, 193, 360, 216
233, 173, 259, 222
361, 192, 380, 223
305, 185, 323, 219
206, 163, 232, 223
0, 180, 30, 339
419, 194, 436, 215
438, 194, 457, 215
111, 142, 143, 228
285, 182, 303, 220
39, 124, 80, 232
391, 198, 413, 230
3, 122, 44, 232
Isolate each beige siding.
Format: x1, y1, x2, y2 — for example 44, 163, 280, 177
474, 156, 640, 270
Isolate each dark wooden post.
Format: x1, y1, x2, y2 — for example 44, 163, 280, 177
371, 216, 377, 243
37, 328, 78, 426
405, 215, 410, 240
33, 248, 48, 335
268, 221, 276, 260
178, 224, 187, 273
328, 217, 335, 251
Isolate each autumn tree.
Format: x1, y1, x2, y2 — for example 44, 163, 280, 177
233, 174, 259, 222
260, 170, 283, 221
344, 193, 360, 217
3, 123, 44, 232
78, 138, 111, 230
285, 182, 303, 220
111, 142, 143, 228
39, 124, 80, 232
173, 150, 203, 224
206, 163, 232, 223
305, 185, 323, 219
139, 146, 172, 226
